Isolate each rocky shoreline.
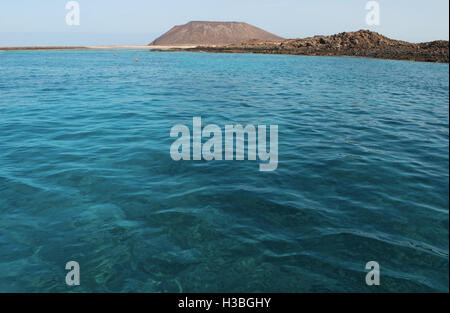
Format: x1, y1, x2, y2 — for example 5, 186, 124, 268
164, 30, 449, 63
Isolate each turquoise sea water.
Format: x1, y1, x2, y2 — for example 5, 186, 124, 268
0, 50, 448, 292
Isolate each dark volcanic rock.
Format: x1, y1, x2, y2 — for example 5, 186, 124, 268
184, 30, 449, 63
150, 21, 283, 46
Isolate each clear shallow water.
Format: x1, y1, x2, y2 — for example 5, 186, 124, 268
0, 50, 448, 292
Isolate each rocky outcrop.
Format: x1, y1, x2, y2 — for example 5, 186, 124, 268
182, 30, 449, 63
150, 21, 283, 46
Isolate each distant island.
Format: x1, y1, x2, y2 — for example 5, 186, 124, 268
151, 22, 449, 63
150, 21, 283, 46
2, 21, 448, 63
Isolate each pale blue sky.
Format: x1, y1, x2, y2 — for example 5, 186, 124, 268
0, 0, 448, 46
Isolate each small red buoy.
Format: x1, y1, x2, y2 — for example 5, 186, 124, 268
136, 59, 139, 62
114, 53, 118, 56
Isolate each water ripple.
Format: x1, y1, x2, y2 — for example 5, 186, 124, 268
0, 50, 448, 292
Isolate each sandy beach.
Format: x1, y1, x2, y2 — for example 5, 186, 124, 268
0, 45, 198, 51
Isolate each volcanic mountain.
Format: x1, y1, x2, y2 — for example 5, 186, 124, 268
150, 21, 283, 46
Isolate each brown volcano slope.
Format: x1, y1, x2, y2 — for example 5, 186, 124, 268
150, 21, 283, 46
183, 30, 449, 63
